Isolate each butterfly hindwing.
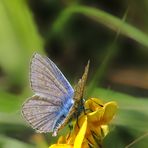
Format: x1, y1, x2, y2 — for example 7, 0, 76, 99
22, 95, 59, 133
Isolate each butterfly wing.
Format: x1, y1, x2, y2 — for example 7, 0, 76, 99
22, 53, 74, 133
30, 53, 74, 99
22, 95, 60, 132
74, 61, 90, 102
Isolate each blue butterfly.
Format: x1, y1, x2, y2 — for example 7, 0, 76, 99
22, 53, 89, 136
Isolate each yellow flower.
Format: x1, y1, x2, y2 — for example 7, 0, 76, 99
49, 98, 117, 148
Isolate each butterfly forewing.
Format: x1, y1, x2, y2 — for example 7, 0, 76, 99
74, 60, 90, 102
45, 57, 74, 95
30, 53, 74, 100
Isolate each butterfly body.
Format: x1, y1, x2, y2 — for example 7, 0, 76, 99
22, 53, 89, 136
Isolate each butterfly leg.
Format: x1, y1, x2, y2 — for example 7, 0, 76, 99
76, 114, 80, 129
81, 98, 86, 115
67, 122, 73, 140
75, 99, 86, 128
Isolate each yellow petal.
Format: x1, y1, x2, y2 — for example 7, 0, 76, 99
57, 136, 66, 144
87, 101, 117, 125
87, 109, 104, 124
101, 101, 118, 124
100, 125, 109, 137
85, 98, 103, 111
74, 116, 87, 148
49, 144, 73, 148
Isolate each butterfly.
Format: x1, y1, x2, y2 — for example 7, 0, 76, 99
22, 53, 89, 136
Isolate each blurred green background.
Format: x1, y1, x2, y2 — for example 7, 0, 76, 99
0, 0, 148, 147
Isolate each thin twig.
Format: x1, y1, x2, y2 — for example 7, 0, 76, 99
125, 132, 148, 148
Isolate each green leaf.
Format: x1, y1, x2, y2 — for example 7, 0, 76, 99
103, 126, 148, 148
0, 0, 44, 86
0, 135, 34, 148
51, 5, 148, 48
73, 5, 148, 47
0, 91, 21, 112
